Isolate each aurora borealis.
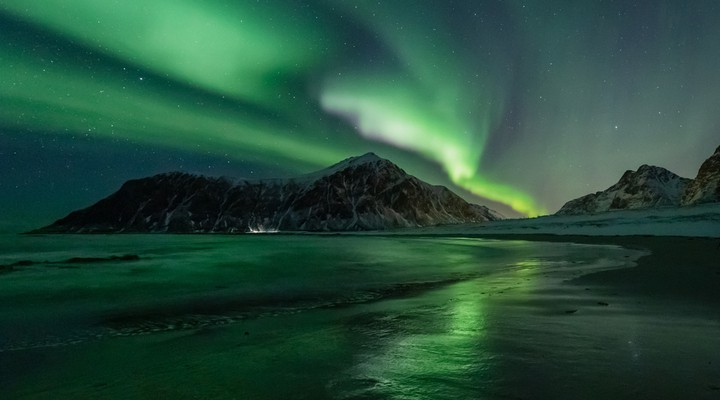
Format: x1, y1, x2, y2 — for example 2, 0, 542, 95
2, 1, 720, 228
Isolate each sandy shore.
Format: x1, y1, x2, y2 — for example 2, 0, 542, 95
459, 234, 720, 305
1, 233, 718, 399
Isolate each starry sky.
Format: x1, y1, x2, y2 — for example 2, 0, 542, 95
1, 0, 719, 231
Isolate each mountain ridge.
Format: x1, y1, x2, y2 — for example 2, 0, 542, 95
557, 145, 720, 215
681, 145, 720, 206
35, 153, 499, 233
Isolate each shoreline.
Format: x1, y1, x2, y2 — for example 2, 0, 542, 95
7, 230, 718, 299
1, 233, 718, 398
4, 231, 718, 305
458, 234, 720, 304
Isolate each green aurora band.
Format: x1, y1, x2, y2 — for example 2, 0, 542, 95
2, 1, 720, 218
0, 0, 544, 216
0, 0, 354, 169
320, 2, 541, 215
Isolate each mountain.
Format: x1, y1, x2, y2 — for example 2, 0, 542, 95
681, 145, 720, 205
35, 153, 499, 233
556, 165, 691, 215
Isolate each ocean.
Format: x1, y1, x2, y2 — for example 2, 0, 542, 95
1, 234, 718, 399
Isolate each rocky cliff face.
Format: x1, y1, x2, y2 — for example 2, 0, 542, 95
681, 145, 720, 206
556, 165, 691, 215
36, 153, 499, 233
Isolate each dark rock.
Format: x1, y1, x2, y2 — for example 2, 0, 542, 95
13, 260, 35, 266
1, 255, 141, 271
682, 145, 720, 205
1, 260, 38, 272
597, 301, 609, 306
64, 255, 140, 264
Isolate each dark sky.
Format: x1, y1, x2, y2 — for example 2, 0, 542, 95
1, 0, 719, 231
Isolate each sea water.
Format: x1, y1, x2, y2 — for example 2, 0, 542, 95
0, 234, 718, 399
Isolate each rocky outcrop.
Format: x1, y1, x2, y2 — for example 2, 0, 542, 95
35, 153, 499, 233
556, 165, 690, 215
681, 145, 720, 205
557, 145, 720, 215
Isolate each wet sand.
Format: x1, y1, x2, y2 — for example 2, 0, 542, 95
1, 234, 719, 399
466, 234, 720, 304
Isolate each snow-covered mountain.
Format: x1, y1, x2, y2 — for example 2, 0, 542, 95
681, 145, 720, 205
556, 165, 691, 215
36, 153, 499, 233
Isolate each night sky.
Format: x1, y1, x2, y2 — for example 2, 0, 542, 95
2, 1, 719, 230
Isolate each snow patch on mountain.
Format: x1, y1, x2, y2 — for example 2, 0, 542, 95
557, 165, 691, 215
681, 145, 720, 205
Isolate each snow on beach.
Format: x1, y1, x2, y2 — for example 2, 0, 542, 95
403, 203, 720, 238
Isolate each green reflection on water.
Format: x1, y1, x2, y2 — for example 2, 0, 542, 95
341, 280, 493, 399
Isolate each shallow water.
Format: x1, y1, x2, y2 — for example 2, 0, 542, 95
0, 234, 718, 399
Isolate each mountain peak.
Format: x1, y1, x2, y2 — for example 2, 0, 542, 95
557, 164, 690, 215
34, 153, 499, 233
558, 145, 720, 214
681, 144, 720, 205
335, 152, 385, 167
298, 152, 397, 182
356, 151, 381, 160
616, 165, 679, 186
635, 164, 668, 174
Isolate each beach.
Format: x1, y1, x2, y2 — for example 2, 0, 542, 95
472, 234, 720, 303
0, 233, 718, 399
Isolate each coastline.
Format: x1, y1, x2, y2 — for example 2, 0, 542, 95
459, 233, 720, 304
1, 233, 718, 398
8, 228, 719, 304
